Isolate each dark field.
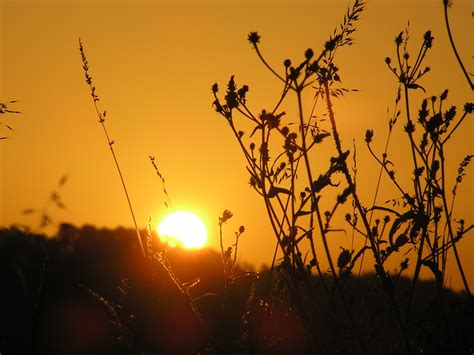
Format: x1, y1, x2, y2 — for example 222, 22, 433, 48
1, 225, 472, 354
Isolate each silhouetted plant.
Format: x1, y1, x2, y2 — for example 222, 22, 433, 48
79, 39, 146, 257
20, 175, 69, 232
212, 0, 472, 353
149, 155, 173, 209
382, 26, 473, 312
215, 210, 259, 353
0, 100, 19, 140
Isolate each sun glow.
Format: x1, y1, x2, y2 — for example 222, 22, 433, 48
157, 211, 208, 249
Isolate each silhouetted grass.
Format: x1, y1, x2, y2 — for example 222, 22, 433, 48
79, 39, 145, 257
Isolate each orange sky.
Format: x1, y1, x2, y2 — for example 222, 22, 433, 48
1, 0, 472, 290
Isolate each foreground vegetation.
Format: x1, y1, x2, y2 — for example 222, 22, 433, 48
209, 0, 473, 353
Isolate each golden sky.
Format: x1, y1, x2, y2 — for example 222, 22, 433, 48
1, 0, 472, 290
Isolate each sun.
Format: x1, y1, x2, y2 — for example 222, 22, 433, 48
157, 211, 208, 249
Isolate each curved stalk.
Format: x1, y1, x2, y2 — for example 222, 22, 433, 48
443, 2, 473, 90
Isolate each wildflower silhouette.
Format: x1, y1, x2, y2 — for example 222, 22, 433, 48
212, 0, 472, 353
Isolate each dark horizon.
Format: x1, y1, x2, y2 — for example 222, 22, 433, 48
1, 225, 472, 354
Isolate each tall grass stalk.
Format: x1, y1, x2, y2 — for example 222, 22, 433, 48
79, 39, 145, 257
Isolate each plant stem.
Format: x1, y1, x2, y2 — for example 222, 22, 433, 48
79, 40, 145, 257
99, 118, 145, 257
218, 221, 228, 351
297, 85, 368, 353
323, 81, 411, 354
443, 2, 473, 90
438, 145, 474, 307
403, 86, 423, 205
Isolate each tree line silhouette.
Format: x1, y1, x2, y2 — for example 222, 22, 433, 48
0, 224, 472, 354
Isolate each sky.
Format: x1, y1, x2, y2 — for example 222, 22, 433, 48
1, 0, 472, 290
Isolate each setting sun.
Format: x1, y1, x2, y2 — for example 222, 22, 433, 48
157, 211, 208, 249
